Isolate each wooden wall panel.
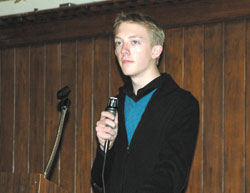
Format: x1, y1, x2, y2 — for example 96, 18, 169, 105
165, 28, 184, 86
93, 37, 111, 153
0, 48, 14, 172
60, 41, 77, 193
246, 20, 250, 193
15, 46, 30, 173
183, 25, 203, 193
76, 39, 94, 193
203, 23, 223, 193
29, 44, 45, 173
224, 20, 245, 193
45, 43, 61, 184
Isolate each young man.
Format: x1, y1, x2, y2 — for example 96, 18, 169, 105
91, 12, 199, 193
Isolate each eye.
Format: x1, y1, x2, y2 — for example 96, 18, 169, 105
132, 40, 140, 45
114, 41, 122, 48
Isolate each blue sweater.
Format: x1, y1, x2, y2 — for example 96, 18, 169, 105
125, 89, 157, 144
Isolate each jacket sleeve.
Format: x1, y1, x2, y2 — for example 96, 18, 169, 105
91, 142, 116, 193
137, 99, 200, 193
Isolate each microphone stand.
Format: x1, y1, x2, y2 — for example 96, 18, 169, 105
44, 87, 71, 179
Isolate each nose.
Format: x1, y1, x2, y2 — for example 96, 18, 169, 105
121, 42, 130, 56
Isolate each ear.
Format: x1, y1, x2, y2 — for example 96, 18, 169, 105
151, 45, 163, 59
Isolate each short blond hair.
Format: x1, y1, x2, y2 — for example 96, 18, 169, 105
113, 12, 165, 47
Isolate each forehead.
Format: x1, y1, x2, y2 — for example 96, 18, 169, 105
115, 22, 150, 39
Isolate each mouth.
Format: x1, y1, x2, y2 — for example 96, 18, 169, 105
122, 59, 134, 65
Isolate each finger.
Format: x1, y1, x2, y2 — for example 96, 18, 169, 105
100, 111, 107, 120
96, 119, 115, 131
101, 111, 115, 121
97, 130, 114, 142
97, 131, 112, 140
114, 112, 118, 127
96, 119, 107, 128
97, 126, 116, 136
105, 119, 116, 129
98, 123, 117, 137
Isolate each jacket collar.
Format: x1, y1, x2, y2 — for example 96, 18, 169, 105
119, 73, 179, 102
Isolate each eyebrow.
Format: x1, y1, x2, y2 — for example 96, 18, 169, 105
114, 35, 143, 40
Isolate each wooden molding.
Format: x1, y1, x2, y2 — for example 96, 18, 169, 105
1, 0, 250, 47
0, 0, 191, 26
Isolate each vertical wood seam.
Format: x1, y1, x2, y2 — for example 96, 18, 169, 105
12, 47, 16, 174
222, 21, 225, 193
74, 40, 78, 193
43, 44, 46, 172
91, 37, 95, 193
244, 18, 247, 193
27, 46, 31, 174
91, 38, 95, 164
201, 24, 205, 193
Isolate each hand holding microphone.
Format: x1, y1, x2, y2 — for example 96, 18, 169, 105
96, 97, 118, 153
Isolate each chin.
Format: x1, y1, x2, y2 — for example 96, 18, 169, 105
121, 70, 134, 76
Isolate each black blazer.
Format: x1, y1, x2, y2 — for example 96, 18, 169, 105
91, 74, 199, 193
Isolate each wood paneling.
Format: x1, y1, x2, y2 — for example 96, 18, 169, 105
60, 41, 77, 193
204, 23, 223, 193
246, 20, 250, 193
29, 44, 45, 173
183, 25, 203, 193
0, 48, 14, 172
1, 2, 250, 193
0, 172, 71, 193
76, 38, 94, 193
45, 43, 61, 184
93, 36, 111, 154
15, 46, 30, 173
165, 28, 184, 86
224, 20, 245, 193
0, 172, 40, 193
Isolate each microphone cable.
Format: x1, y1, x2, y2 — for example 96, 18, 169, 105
101, 97, 118, 193
102, 149, 108, 193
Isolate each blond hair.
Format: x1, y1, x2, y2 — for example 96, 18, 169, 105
113, 12, 165, 47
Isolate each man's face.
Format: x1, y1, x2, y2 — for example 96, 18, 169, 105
114, 22, 157, 79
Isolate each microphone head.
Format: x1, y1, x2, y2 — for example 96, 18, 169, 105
105, 97, 118, 116
107, 97, 118, 109
57, 86, 71, 100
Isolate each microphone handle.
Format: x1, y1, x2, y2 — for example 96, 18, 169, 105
104, 107, 117, 153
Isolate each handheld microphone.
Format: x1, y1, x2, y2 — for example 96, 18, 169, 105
104, 97, 118, 153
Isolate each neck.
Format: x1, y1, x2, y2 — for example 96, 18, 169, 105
131, 70, 160, 95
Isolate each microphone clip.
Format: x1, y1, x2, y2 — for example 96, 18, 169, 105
57, 86, 71, 111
